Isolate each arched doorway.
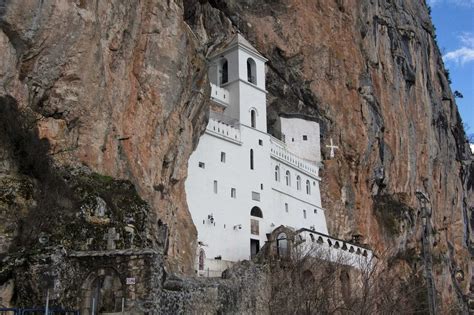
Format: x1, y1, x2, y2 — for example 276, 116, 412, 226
250, 206, 263, 259
277, 233, 288, 257
81, 268, 124, 315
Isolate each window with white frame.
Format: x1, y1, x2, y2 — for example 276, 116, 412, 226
285, 170, 291, 186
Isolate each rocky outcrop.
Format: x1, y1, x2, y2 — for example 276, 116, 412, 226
0, 0, 211, 274
1, 0, 472, 311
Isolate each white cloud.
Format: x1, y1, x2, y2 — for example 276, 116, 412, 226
428, 0, 474, 6
443, 33, 474, 65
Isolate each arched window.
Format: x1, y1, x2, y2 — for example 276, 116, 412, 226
250, 149, 254, 170
306, 180, 311, 194
310, 234, 315, 242
250, 109, 256, 128
220, 59, 228, 85
277, 233, 288, 257
275, 166, 280, 181
247, 58, 256, 84
198, 249, 205, 270
296, 176, 301, 190
285, 170, 291, 186
250, 206, 263, 218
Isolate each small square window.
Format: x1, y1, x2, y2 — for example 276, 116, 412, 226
252, 191, 260, 201
221, 152, 226, 163
231, 188, 236, 198
302, 135, 308, 141
198, 162, 205, 168
258, 139, 263, 146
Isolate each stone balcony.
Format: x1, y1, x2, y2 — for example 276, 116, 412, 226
206, 111, 241, 143
210, 83, 229, 106
270, 136, 320, 177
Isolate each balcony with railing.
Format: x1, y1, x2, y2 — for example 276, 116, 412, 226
270, 136, 320, 177
210, 83, 229, 106
206, 111, 241, 143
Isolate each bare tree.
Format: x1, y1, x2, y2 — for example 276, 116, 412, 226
266, 242, 434, 314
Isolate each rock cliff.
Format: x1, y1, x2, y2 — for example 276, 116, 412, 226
1, 0, 473, 311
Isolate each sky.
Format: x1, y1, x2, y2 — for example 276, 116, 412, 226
428, 0, 474, 141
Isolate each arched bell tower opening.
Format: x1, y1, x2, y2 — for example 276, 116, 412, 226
250, 109, 256, 128
247, 58, 257, 84
219, 58, 228, 85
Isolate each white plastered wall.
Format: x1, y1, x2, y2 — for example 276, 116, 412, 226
280, 117, 321, 162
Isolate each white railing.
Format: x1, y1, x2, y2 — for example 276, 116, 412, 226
270, 137, 319, 176
210, 83, 229, 106
206, 111, 241, 142
298, 229, 373, 269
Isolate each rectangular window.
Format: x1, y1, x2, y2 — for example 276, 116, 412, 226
213, 180, 218, 194
303, 135, 308, 141
258, 139, 263, 146
260, 183, 264, 190
285, 203, 289, 213
231, 188, 236, 198
221, 152, 226, 163
198, 162, 205, 168
303, 209, 307, 219
252, 191, 260, 201
314, 209, 317, 214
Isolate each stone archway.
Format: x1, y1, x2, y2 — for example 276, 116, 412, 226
81, 268, 125, 315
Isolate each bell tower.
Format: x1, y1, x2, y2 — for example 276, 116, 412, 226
208, 34, 268, 132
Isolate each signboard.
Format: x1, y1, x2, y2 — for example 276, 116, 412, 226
126, 277, 136, 285
251, 219, 259, 235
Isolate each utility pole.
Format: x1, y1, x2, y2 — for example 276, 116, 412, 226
416, 190, 437, 315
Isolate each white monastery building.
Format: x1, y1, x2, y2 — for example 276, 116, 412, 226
185, 34, 372, 276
